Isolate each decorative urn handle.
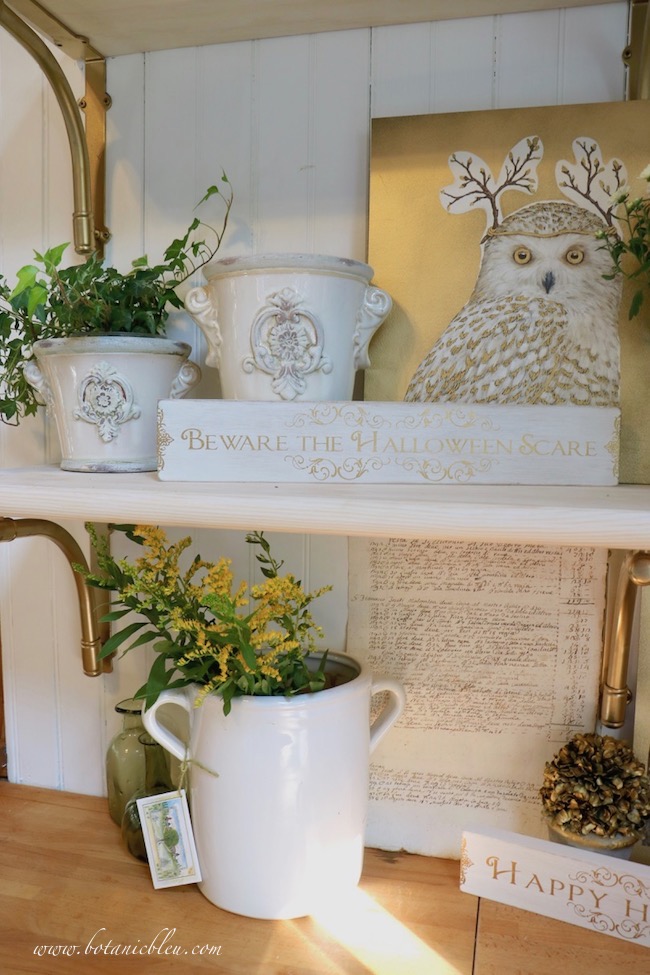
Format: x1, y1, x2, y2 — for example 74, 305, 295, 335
353, 286, 393, 370
185, 285, 222, 368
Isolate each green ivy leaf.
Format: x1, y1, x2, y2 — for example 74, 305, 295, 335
629, 289, 644, 319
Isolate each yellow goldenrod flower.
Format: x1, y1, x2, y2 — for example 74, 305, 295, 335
84, 525, 330, 714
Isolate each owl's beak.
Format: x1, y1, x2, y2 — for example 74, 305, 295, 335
542, 271, 556, 293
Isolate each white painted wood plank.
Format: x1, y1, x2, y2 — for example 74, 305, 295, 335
105, 55, 146, 270
371, 23, 434, 119
43, 50, 85, 467
0, 33, 80, 789
142, 49, 200, 264
52, 519, 105, 795
254, 34, 313, 253
495, 9, 562, 108
310, 29, 370, 259
431, 16, 496, 113
174, 41, 254, 399
141, 47, 205, 405
372, 17, 497, 118
1, 470, 650, 548
0, 31, 48, 470
308, 535, 348, 652
192, 41, 255, 259
9, 0, 626, 57
3, 537, 60, 788
561, 2, 629, 104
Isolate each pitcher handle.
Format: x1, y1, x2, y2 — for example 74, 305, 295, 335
142, 688, 193, 762
185, 285, 222, 369
369, 677, 405, 754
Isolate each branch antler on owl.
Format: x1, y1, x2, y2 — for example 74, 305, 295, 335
556, 138, 627, 229
440, 136, 544, 234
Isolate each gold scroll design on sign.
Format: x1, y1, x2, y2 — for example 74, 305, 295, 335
395, 457, 495, 482
284, 403, 502, 432
459, 836, 474, 887
286, 455, 391, 482
285, 454, 494, 483
157, 409, 175, 472
604, 413, 621, 480
286, 403, 391, 430
568, 865, 650, 941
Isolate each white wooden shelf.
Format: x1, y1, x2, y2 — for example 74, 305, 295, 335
10, 0, 619, 57
2, 466, 650, 548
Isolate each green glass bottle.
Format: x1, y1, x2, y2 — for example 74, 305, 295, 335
121, 732, 174, 862
106, 699, 146, 826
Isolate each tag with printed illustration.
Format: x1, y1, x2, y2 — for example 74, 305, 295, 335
136, 790, 202, 889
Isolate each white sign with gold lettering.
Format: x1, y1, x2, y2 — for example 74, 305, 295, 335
157, 401, 619, 485
461, 829, 650, 946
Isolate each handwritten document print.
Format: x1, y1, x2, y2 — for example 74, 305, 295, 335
348, 538, 607, 857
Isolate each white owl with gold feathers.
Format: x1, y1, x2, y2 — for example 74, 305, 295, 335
405, 137, 624, 407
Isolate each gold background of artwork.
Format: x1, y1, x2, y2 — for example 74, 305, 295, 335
367, 100, 650, 484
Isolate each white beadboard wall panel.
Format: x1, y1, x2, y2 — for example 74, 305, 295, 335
0, 33, 46, 270
307, 535, 349, 652
0, 4, 631, 794
249, 29, 370, 257
494, 10, 564, 108
371, 23, 436, 119
431, 16, 497, 113
141, 48, 207, 392
105, 54, 146, 271
192, 42, 256, 257
371, 17, 497, 119
138, 42, 255, 400
50, 519, 105, 795
254, 35, 319, 254
0, 33, 92, 788
143, 48, 202, 264
310, 29, 371, 259
1, 537, 59, 788
561, 2, 629, 104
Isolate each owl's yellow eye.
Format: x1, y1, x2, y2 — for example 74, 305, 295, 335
565, 247, 584, 265
513, 247, 532, 265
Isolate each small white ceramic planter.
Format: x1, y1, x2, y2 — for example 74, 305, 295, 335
185, 253, 392, 401
24, 336, 201, 472
143, 653, 406, 919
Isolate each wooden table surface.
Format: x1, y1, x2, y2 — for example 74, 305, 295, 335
0, 782, 647, 974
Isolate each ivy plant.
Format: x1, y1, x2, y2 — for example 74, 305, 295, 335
0, 173, 232, 425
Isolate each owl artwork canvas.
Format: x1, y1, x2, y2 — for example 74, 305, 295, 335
368, 102, 650, 483
404, 140, 622, 408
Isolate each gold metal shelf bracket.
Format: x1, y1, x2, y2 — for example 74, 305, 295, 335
600, 550, 650, 729
0, 1, 111, 255
0, 517, 109, 677
624, 0, 650, 100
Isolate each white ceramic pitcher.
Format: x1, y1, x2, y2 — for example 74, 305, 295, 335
184, 253, 392, 401
142, 653, 405, 919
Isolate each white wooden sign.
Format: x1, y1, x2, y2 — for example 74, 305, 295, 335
157, 401, 619, 485
461, 828, 650, 946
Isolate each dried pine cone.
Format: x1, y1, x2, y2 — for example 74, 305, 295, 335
540, 732, 650, 837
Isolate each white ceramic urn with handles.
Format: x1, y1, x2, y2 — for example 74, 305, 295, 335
23, 335, 201, 472
184, 253, 392, 401
142, 652, 405, 919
